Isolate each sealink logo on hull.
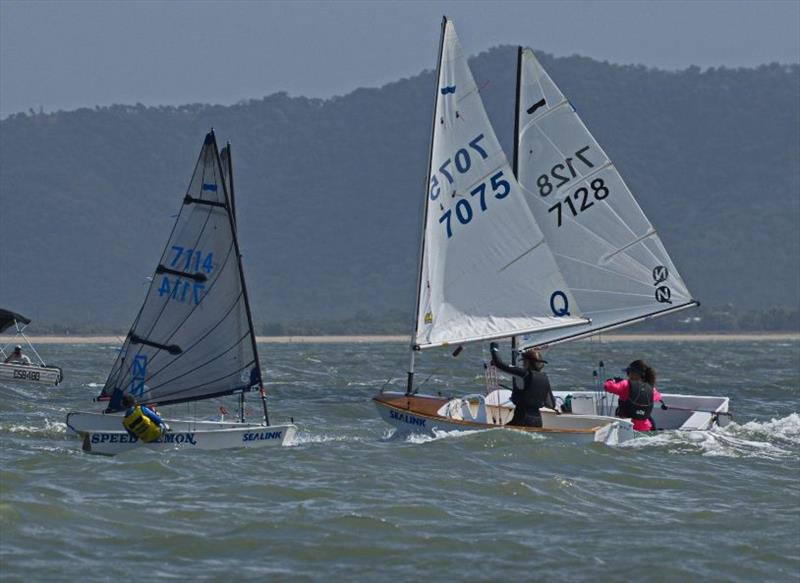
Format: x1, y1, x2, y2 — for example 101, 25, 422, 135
390, 409, 427, 427
243, 431, 283, 442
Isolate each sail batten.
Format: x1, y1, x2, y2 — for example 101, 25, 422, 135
98, 131, 263, 411
516, 48, 697, 349
414, 20, 585, 350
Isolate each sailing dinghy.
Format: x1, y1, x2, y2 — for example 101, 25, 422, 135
0, 309, 63, 385
372, 18, 634, 445
513, 46, 730, 430
66, 131, 296, 455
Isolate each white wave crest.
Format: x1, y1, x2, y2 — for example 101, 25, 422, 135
736, 412, 800, 444
1, 418, 67, 436
620, 413, 800, 459
286, 432, 360, 446
402, 427, 491, 444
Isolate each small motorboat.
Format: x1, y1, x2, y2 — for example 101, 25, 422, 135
0, 309, 63, 385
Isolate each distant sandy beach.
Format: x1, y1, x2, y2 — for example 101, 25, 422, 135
1, 333, 797, 345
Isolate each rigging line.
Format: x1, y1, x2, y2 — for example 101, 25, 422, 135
152, 360, 256, 402
553, 250, 671, 291
598, 180, 670, 270
114, 155, 227, 387
145, 331, 251, 392
601, 230, 658, 263
498, 239, 546, 272
144, 291, 245, 381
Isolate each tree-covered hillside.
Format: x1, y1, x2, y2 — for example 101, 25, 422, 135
0, 47, 798, 330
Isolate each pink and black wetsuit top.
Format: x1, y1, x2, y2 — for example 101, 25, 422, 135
603, 379, 662, 431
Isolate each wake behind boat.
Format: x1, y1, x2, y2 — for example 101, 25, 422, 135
67, 132, 296, 455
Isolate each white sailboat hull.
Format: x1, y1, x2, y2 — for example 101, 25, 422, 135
66, 411, 249, 434
0, 362, 63, 385
67, 411, 296, 456
73, 421, 297, 456
373, 391, 635, 444
553, 390, 731, 431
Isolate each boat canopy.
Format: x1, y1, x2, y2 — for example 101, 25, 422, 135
0, 309, 31, 335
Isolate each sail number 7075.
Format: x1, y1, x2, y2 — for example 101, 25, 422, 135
438, 171, 510, 239
430, 134, 488, 201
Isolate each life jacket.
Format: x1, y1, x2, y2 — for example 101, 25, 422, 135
123, 406, 162, 442
512, 371, 551, 410
616, 381, 655, 421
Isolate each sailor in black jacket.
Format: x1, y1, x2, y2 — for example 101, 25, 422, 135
489, 342, 555, 428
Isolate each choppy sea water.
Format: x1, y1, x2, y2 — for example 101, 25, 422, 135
1, 339, 798, 582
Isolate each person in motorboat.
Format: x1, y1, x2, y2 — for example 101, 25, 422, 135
489, 342, 556, 428
121, 394, 169, 442
604, 360, 661, 431
4, 345, 32, 365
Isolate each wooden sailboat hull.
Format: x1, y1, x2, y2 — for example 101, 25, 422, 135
75, 422, 297, 456
373, 391, 634, 444
0, 362, 63, 385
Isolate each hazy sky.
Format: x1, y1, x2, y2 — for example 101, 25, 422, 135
1, 0, 798, 118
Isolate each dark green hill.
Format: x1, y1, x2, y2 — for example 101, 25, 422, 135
1, 47, 798, 330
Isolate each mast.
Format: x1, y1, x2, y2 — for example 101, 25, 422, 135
214, 136, 270, 425
223, 142, 244, 422
510, 45, 524, 382
225, 142, 237, 229
407, 15, 448, 395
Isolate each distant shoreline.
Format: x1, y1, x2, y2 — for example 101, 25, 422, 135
1, 333, 797, 345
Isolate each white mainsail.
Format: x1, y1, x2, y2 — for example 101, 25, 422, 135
515, 48, 697, 348
99, 131, 263, 410
413, 20, 587, 350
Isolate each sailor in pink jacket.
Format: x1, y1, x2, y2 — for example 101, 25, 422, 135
604, 360, 661, 431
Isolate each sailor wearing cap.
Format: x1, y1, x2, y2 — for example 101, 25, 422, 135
489, 342, 556, 428
4, 345, 32, 365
